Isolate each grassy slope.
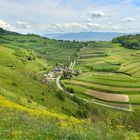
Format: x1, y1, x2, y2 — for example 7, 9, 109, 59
2, 95, 140, 140
0, 33, 85, 112
0, 35, 87, 139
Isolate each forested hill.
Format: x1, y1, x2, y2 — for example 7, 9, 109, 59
0, 27, 20, 35
112, 34, 140, 49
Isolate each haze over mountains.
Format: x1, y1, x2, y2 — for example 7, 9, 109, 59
45, 32, 128, 41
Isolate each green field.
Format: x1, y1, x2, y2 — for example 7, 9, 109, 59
62, 42, 140, 104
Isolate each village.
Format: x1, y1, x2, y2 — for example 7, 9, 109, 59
42, 65, 82, 84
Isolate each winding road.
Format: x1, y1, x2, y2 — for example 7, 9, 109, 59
56, 75, 63, 91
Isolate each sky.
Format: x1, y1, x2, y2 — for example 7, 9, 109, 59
0, 0, 140, 34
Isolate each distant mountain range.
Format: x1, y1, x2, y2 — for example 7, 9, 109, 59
44, 32, 129, 41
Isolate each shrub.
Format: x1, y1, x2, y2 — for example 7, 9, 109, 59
27, 56, 32, 61
67, 87, 74, 93
30, 95, 33, 99
11, 82, 18, 87
56, 91, 66, 101
27, 100, 32, 103
75, 108, 88, 118
17, 40, 26, 43
29, 39, 37, 43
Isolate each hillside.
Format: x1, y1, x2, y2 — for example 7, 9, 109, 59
0, 27, 20, 35
112, 34, 140, 49
1, 29, 140, 139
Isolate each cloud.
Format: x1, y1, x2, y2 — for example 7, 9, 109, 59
0, 19, 12, 30
87, 23, 101, 28
108, 22, 112, 25
15, 21, 87, 32
52, 23, 62, 29
16, 21, 32, 29
1, 0, 140, 33
86, 18, 92, 22
123, 17, 135, 22
113, 26, 118, 30
63, 22, 86, 30
90, 10, 105, 17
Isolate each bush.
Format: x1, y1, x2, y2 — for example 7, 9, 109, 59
29, 39, 37, 43
75, 108, 88, 118
17, 40, 26, 43
14, 49, 36, 61
11, 82, 18, 87
67, 87, 74, 93
56, 91, 66, 101
30, 95, 33, 99
27, 100, 32, 103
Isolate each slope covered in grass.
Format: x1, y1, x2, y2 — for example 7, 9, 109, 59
2, 94, 140, 140
0, 44, 81, 115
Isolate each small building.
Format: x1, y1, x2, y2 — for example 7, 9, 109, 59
43, 72, 54, 79
42, 72, 54, 84
54, 66, 63, 73
47, 72, 54, 79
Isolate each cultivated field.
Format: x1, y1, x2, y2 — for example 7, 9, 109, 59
62, 42, 140, 104
86, 89, 129, 102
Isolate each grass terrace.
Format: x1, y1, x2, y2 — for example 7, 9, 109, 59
62, 42, 140, 104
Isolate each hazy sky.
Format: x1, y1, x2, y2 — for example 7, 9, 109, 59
0, 0, 140, 34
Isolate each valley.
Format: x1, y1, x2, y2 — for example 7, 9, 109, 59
1, 28, 140, 139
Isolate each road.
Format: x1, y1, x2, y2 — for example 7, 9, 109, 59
56, 75, 63, 91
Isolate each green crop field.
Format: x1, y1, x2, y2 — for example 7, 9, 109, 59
62, 42, 140, 104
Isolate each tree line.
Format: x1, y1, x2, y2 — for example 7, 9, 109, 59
112, 34, 140, 49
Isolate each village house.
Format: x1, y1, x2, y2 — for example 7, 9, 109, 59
54, 66, 63, 74
43, 72, 54, 79
47, 72, 54, 79
64, 67, 74, 74
42, 72, 55, 84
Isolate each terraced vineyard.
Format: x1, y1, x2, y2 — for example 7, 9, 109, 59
62, 42, 140, 105
0, 35, 82, 66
